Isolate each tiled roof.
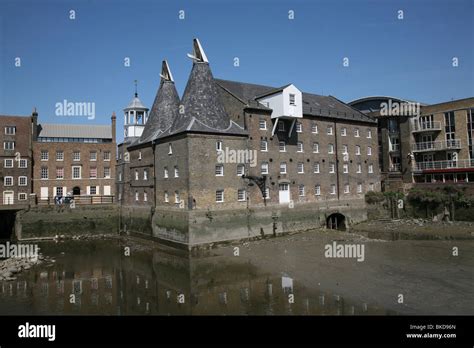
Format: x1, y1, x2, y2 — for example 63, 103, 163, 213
37, 123, 112, 139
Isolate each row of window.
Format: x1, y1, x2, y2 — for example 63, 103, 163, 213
40, 166, 111, 180
2, 192, 28, 201
37, 137, 111, 143
3, 176, 28, 186
258, 120, 373, 138
260, 140, 372, 155
3, 158, 28, 168
134, 169, 149, 181
40, 150, 111, 162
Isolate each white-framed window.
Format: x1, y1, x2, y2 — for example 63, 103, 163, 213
135, 191, 139, 201
216, 140, 223, 152
144, 192, 148, 202
341, 127, 347, 136
56, 167, 64, 179
368, 164, 374, 173
175, 191, 180, 203
90, 151, 97, 161
4, 141, 15, 150
41, 167, 48, 179
357, 183, 363, 193
298, 184, 305, 197
216, 190, 224, 203
357, 163, 362, 173
56, 187, 63, 196
311, 123, 318, 134
329, 162, 335, 173
90, 186, 97, 195
260, 140, 268, 152
263, 187, 270, 199
344, 184, 350, 194
174, 166, 179, 178
4, 159, 13, 168
90, 167, 97, 179
4, 176, 13, 186
297, 142, 304, 152
259, 119, 267, 130
164, 191, 169, 203
289, 93, 296, 105
330, 184, 336, 195
261, 162, 269, 175
328, 144, 334, 154
143, 169, 148, 180
237, 164, 245, 176
327, 126, 333, 135
138, 151, 142, 160
72, 166, 81, 179
168, 143, 173, 155
103, 151, 111, 161
18, 193, 27, 200
296, 122, 302, 133
4, 126, 15, 135
164, 167, 169, 178
73, 151, 80, 161
367, 146, 372, 156
343, 164, 349, 173
355, 145, 361, 155
297, 162, 304, 174
280, 162, 287, 174
312, 142, 320, 154
342, 144, 348, 154
278, 121, 285, 132
354, 128, 360, 137
369, 183, 374, 191
279, 141, 286, 152
18, 176, 28, 186
315, 184, 321, 196
41, 150, 48, 161
135, 170, 139, 180
104, 167, 111, 178
216, 164, 224, 176
19, 159, 28, 168
237, 189, 246, 201
367, 129, 372, 138
56, 151, 64, 161
314, 162, 320, 173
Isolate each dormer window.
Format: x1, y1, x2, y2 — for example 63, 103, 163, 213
289, 94, 296, 105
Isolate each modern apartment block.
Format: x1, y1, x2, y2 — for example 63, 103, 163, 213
0, 112, 35, 205
117, 39, 379, 246
350, 96, 474, 191
32, 115, 117, 202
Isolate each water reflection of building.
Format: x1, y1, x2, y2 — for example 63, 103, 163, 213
0, 242, 394, 315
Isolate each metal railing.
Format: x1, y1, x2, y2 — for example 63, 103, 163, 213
38, 195, 115, 206
414, 159, 474, 171
389, 163, 401, 172
389, 144, 400, 152
412, 139, 461, 152
412, 121, 442, 132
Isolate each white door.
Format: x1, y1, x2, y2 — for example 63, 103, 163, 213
3, 191, 14, 205
279, 184, 290, 204
103, 185, 111, 195
40, 187, 48, 200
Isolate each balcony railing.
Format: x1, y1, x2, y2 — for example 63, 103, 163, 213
389, 144, 400, 152
414, 159, 474, 171
389, 163, 401, 172
412, 121, 442, 132
412, 139, 462, 152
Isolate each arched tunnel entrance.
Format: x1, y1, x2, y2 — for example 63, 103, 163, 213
326, 213, 346, 230
0, 210, 17, 239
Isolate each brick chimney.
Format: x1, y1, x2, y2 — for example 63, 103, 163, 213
31, 107, 38, 141
111, 111, 116, 143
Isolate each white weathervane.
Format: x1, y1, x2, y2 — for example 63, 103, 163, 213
187, 38, 209, 63
160, 60, 174, 82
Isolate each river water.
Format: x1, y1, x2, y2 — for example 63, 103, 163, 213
0, 230, 472, 315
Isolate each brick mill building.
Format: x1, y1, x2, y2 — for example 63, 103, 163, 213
117, 39, 380, 248
32, 115, 117, 202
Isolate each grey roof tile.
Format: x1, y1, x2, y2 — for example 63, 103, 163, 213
37, 123, 112, 139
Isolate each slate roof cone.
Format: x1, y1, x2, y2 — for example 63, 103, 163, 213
139, 60, 180, 144
168, 38, 246, 136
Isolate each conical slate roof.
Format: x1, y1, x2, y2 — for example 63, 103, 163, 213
139, 61, 180, 144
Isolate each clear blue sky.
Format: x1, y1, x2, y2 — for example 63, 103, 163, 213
1, 0, 472, 143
